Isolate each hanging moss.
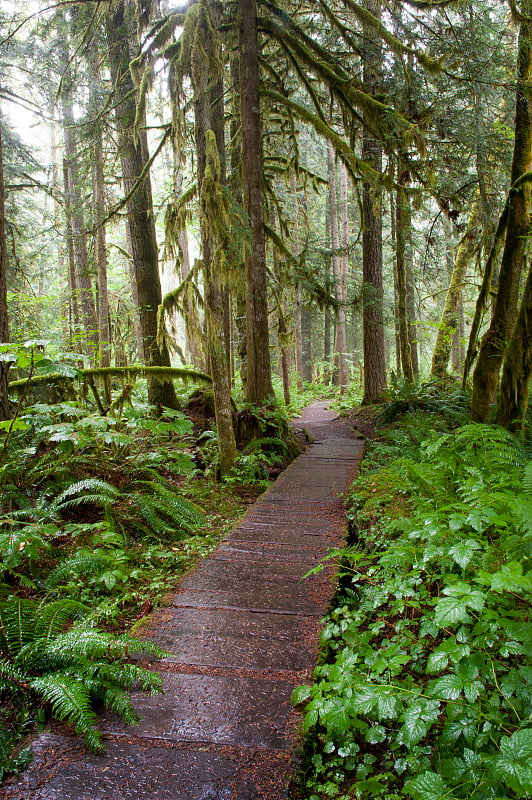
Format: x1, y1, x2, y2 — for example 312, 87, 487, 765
338, 0, 446, 76
157, 267, 204, 353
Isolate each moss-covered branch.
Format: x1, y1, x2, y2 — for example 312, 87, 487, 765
262, 89, 395, 191
9, 366, 212, 393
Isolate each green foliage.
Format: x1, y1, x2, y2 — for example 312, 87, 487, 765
0, 382, 253, 763
377, 378, 470, 425
297, 418, 532, 800
0, 598, 166, 752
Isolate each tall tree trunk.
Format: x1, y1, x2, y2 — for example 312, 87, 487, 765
209, 64, 232, 382
106, 0, 177, 410
323, 205, 332, 384
62, 162, 82, 353
496, 259, 532, 432
327, 144, 342, 387
229, 50, 247, 388
471, 6, 532, 420
395, 171, 414, 382
187, 1, 236, 475
336, 160, 349, 392
361, 0, 387, 404
88, 50, 112, 375
431, 202, 480, 379
59, 24, 99, 362
194, 94, 237, 475
301, 307, 313, 383
0, 122, 9, 420
172, 168, 204, 369
462, 205, 509, 388
124, 223, 144, 363
240, 0, 273, 403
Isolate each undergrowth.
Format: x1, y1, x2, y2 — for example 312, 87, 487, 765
295, 412, 532, 800
0, 386, 261, 777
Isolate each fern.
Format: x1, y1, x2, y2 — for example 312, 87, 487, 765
30, 674, 103, 752
0, 718, 32, 781
0, 599, 166, 751
53, 479, 120, 513
523, 461, 532, 496
120, 481, 204, 538
45, 552, 111, 588
378, 379, 470, 425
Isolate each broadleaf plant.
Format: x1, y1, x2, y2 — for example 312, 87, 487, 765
296, 417, 532, 800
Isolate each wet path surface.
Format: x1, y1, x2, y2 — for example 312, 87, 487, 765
3, 402, 364, 800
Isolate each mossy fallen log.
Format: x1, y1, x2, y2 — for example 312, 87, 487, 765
8, 366, 212, 400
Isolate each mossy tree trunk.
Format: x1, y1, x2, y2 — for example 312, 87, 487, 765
106, 0, 178, 410
395, 167, 414, 383
186, 0, 236, 475
336, 160, 350, 392
431, 201, 481, 380
496, 259, 532, 432
361, 0, 387, 404
471, 5, 532, 420
0, 122, 9, 420
58, 16, 99, 364
195, 102, 237, 476
240, 0, 274, 404
89, 54, 111, 378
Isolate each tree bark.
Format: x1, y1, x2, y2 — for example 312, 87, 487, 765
59, 23, 99, 363
471, 6, 532, 420
395, 170, 414, 382
496, 259, 532, 432
361, 0, 387, 404
431, 202, 480, 379
89, 51, 112, 375
240, 0, 273, 403
327, 144, 343, 388
336, 160, 350, 391
0, 122, 9, 420
106, 0, 178, 410
194, 94, 237, 476
62, 162, 82, 353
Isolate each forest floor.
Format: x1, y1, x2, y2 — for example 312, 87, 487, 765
1, 401, 365, 800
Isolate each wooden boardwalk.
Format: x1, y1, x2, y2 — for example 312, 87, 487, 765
2, 402, 364, 800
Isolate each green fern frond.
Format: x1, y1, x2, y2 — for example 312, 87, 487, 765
46, 553, 111, 588
0, 599, 37, 657
100, 685, 139, 726
137, 481, 205, 526
30, 674, 103, 752
0, 658, 30, 691
523, 461, 532, 495
243, 437, 288, 456
34, 600, 88, 644
53, 479, 120, 512
124, 492, 166, 534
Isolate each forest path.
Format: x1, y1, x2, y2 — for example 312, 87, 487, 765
3, 401, 364, 800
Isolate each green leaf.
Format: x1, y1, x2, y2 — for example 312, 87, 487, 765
434, 596, 472, 627
494, 729, 532, 794
322, 698, 350, 738
441, 757, 466, 781
405, 771, 449, 800
365, 724, 386, 743
448, 540, 482, 569
489, 561, 532, 594
434, 583, 485, 627
430, 674, 462, 700
292, 684, 312, 706
400, 699, 440, 746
